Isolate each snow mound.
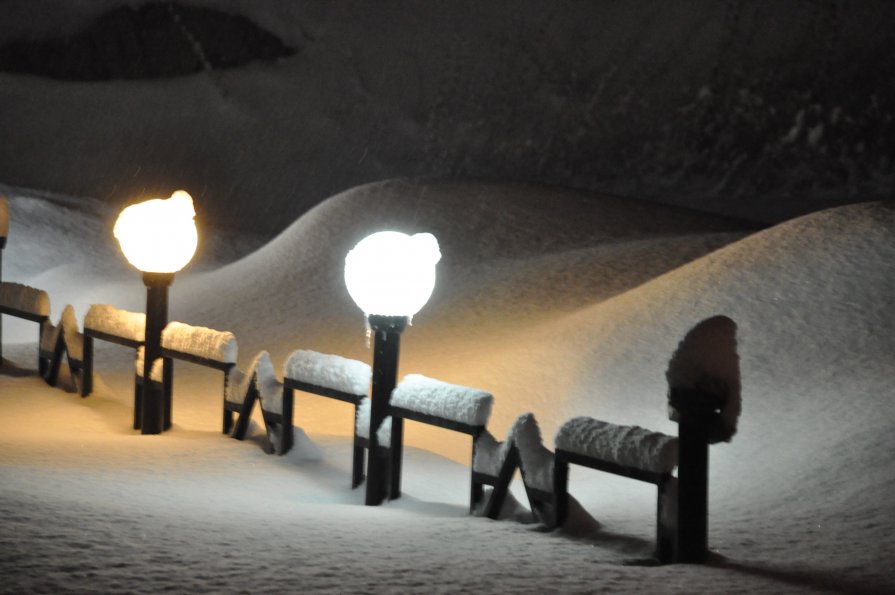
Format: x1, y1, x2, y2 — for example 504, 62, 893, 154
554, 417, 679, 475
0, 281, 50, 317
284, 349, 370, 396
172, 179, 750, 355
84, 305, 145, 343
161, 321, 237, 364
390, 374, 493, 427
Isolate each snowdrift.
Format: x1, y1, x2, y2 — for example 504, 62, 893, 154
1, 182, 893, 591
171, 178, 751, 356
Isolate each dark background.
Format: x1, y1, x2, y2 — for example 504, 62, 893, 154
1, 0, 893, 236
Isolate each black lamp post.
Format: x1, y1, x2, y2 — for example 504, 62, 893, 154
344, 231, 441, 506
113, 191, 198, 435
139, 272, 174, 434
365, 314, 408, 505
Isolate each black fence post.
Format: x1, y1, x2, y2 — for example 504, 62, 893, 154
553, 454, 570, 528
365, 314, 407, 506
670, 387, 714, 563
80, 335, 93, 396
656, 476, 675, 564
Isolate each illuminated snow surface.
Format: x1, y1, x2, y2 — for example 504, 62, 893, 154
1, 181, 894, 593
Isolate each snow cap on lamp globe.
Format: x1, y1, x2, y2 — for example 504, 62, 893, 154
113, 190, 198, 273
344, 231, 441, 317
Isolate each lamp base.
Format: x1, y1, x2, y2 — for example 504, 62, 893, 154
367, 314, 409, 334
142, 272, 175, 288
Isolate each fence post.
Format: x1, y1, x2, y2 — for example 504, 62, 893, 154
670, 387, 714, 563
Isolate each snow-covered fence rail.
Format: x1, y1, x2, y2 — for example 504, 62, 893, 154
473, 413, 557, 524
225, 351, 290, 454
283, 349, 371, 485
553, 417, 679, 561
0, 281, 51, 368
82, 305, 145, 404
553, 315, 740, 564
135, 322, 239, 432
384, 374, 494, 507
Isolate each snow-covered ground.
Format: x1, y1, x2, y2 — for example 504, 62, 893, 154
1, 181, 893, 593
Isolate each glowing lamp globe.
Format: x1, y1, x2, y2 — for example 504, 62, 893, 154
113, 191, 198, 273
344, 231, 441, 318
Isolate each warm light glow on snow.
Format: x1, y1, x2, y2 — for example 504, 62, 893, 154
113, 190, 198, 273
344, 231, 441, 317
0, 196, 8, 237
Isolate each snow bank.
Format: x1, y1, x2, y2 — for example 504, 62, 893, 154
134, 347, 164, 382
161, 321, 237, 364
225, 351, 283, 413
0, 281, 50, 317
84, 305, 145, 343
355, 397, 392, 445
666, 315, 741, 443
0, 196, 7, 238
284, 349, 371, 396
390, 374, 493, 427
39, 305, 82, 361
511, 413, 554, 493
555, 417, 679, 475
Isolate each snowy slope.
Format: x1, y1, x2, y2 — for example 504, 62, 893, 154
169, 179, 751, 357
1, 183, 893, 592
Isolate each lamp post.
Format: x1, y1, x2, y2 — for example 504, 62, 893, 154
114, 190, 198, 435
344, 231, 441, 506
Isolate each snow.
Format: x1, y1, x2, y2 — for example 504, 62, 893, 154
472, 430, 508, 477
134, 346, 164, 382
0, 281, 50, 317
512, 413, 555, 493
1, 182, 894, 593
84, 304, 145, 343
161, 321, 237, 364
225, 351, 283, 414
283, 349, 370, 396
39, 304, 83, 361
389, 374, 493, 427
555, 417, 679, 475
1, 2, 893, 588
355, 397, 392, 445
666, 315, 741, 443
